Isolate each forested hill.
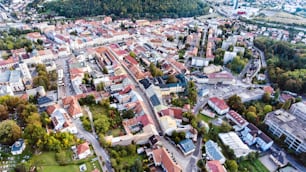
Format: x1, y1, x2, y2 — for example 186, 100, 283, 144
254, 37, 306, 94
41, 0, 209, 19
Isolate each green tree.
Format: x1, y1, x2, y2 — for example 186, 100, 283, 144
262, 92, 271, 103
263, 105, 273, 114
0, 104, 9, 120
246, 112, 257, 124
94, 115, 110, 134
227, 95, 245, 114
0, 120, 22, 145
187, 81, 197, 106
225, 160, 238, 172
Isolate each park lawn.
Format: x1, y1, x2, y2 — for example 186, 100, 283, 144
198, 113, 213, 123
31, 152, 58, 166
31, 151, 102, 172
89, 104, 108, 118
38, 165, 79, 172
239, 159, 269, 172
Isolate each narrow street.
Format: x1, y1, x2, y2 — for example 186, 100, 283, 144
74, 119, 113, 172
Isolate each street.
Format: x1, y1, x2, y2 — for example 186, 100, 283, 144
74, 119, 113, 172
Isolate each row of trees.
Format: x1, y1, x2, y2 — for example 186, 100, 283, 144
42, 0, 209, 19
254, 37, 306, 93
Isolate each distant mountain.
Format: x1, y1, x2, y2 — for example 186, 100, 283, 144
40, 0, 209, 19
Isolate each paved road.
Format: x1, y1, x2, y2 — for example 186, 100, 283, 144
271, 144, 306, 172
193, 98, 208, 115
74, 119, 113, 172
186, 136, 203, 172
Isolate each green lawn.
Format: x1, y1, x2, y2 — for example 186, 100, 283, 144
198, 113, 213, 123
89, 104, 108, 118
39, 165, 79, 172
31, 151, 102, 172
108, 128, 124, 137
239, 159, 269, 172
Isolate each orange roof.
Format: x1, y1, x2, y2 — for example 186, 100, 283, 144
46, 104, 59, 115
62, 96, 74, 105
68, 100, 82, 117
77, 142, 90, 155
206, 160, 226, 172
152, 148, 182, 172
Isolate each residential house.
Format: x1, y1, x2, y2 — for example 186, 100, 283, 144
206, 160, 227, 172
225, 110, 248, 131
208, 97, 230, 115
147, 147, 182, 172
178, 139, 195, 156
77, 142, 91, 159
62, 96, 83, 119
46, 105, 77, 134
241, 123, 273, 151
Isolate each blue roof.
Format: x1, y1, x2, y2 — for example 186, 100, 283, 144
37, 96, 53, 105
179, 139, 195, 153
150, 94, 161, 106
205, 140, 225, 161
11, 139, 24, 152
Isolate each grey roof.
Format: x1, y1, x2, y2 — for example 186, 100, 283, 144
9, 70, 21, 83
0, 70, 10, 83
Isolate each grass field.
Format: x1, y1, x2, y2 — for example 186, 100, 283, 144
31, 151, 101, 172
198, 114, 213, 123
239, 159, 269, 172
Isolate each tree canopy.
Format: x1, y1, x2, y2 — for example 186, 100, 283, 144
254, 37, 306, 93
41, 0, 209, 19
0, 120, 21, 145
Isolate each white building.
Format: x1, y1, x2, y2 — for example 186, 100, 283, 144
0, 70, 25, 92
289, 102, 306, 121
223, 51, 237, 64
77, 142, 91, 159
208, 97, 230, 115
265, 109, 306, 153
218, 132, 253, 158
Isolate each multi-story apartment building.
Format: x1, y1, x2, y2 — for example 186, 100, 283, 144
264, 109, 306, 153
289, 102, 306, 121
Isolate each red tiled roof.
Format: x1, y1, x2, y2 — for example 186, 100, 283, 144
206, 160, 226, 172
124, 55, 138, 65
137, 114, 154, 126
160, 107, 183, 119
209, 97, 229, 110
68, 99, 82, 117
77, 142, 90, 155
227, 110, 246, 126
152, 148, 182, 172
46, 104, 59, 115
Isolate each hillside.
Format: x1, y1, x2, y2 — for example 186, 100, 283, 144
40, 0, 209, 19
254, 37, 306, 94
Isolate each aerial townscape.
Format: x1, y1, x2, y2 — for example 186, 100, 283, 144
0, 0, 305, 172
